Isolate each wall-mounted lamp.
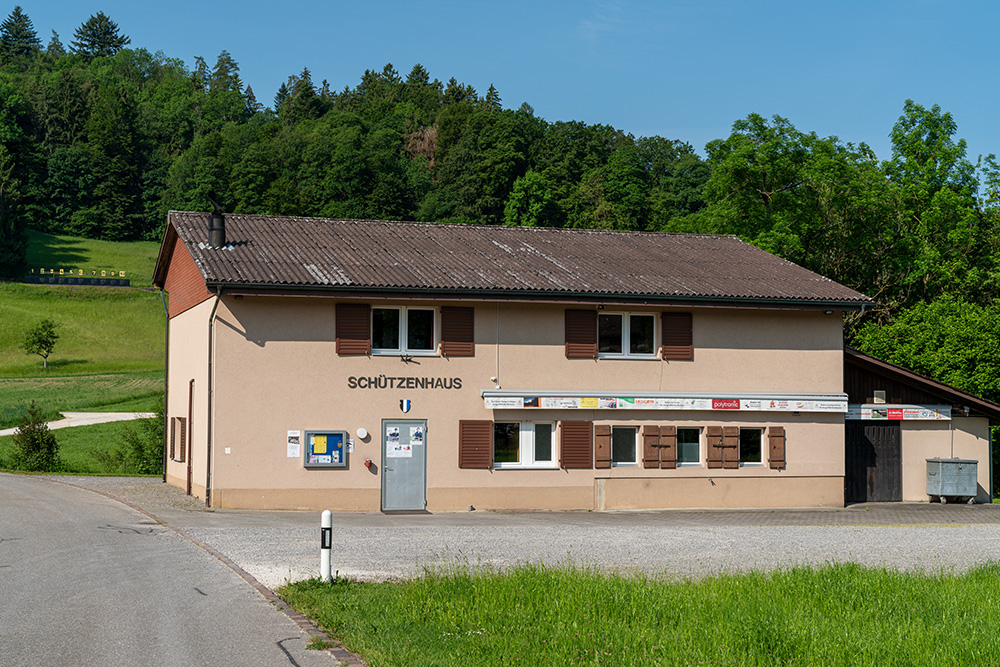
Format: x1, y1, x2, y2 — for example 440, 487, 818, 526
823, 310, 833, 315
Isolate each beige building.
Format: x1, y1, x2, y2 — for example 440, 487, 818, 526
152, 211, 997, 510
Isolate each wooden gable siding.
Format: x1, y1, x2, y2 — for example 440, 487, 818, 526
846, 361, 949, 406
163, 240, 211, 318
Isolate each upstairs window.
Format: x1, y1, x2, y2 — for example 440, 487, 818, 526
372, 307, 436, 355
599, 313, 656, 358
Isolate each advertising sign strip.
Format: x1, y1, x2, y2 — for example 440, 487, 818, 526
846, 405, 951, 421
484, 394, 848, 412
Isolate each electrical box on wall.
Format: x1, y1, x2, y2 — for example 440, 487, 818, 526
303, 430, 348, 468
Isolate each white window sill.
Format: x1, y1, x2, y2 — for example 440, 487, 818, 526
597, 354, 659, 360
677, 462, 701, 467
493, 464, 558, 470
739, 462, 763, 467
372, 350, 439, 357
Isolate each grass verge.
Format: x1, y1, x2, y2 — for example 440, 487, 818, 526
281, 562, 1000, 666
0, 372, 163, 429
0, 419, 158, 475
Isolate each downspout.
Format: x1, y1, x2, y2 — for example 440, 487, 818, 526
159, 290, 169, 483
494, 302, 501, 389
206, 290, 222, 506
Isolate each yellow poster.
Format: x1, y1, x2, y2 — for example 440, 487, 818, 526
580, 397, 599, 409
314, 435, 328, 454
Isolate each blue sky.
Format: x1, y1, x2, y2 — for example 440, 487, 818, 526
22, 0, 998, 163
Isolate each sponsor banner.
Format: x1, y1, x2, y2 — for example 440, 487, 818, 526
484, 396, 523, 409
485, 393, 848, 412
846, 405, 951, 421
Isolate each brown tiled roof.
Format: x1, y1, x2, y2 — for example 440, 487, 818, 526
156, 211, 872, 307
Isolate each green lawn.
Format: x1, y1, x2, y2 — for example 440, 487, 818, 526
25, 229, 162, 289
0, 419, 154, 474
2, 229, 165, 429
282, 563, 1000, 666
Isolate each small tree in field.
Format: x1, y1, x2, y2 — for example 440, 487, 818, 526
10, 401, 60, 472
21, 318, 58, 369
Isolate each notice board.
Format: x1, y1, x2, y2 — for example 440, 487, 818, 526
303, 430, 348, 468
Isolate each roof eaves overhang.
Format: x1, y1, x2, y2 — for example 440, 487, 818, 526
151, 221, 179, 289
207, 282, 872, 311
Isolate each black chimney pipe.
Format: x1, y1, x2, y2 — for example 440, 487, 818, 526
207, 194, 225, 248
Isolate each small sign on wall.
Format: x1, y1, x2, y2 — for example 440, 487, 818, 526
304, 430, 349, 468
287, 430, 301, 458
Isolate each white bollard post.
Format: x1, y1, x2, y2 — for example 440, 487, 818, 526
320, 509, 332, 583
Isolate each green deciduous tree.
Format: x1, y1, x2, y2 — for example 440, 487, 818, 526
9, 401, 61, 472
852, 296, 1000, 404
504, 170, 559, 226
71, 11, 130, 58
21, 318, 59, 369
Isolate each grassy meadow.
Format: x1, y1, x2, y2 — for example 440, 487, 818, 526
282, 562, 1000, 666
1, 230, 165, 436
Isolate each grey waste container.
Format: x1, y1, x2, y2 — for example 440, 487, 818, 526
926, 458, 978, 503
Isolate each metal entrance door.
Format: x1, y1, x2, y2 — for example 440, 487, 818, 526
381, 420, 427, 511
845, 422, 902, 502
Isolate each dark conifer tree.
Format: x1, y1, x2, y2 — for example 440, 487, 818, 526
45, 30, 64, 57
0, 6, 41, 58
483, 84, 502, 111
70, 11, 130, 58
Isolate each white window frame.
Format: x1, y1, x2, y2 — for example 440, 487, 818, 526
597, 312, 657, 359
676, 427, 701, 466
611, 425, 639, 466
371, 306, 438, 356
493, 422, 556, 470
739, 428, 764, 466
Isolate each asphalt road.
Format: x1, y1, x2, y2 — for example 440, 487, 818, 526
0, 474, 334, 667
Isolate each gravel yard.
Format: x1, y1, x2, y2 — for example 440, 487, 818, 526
56, 476, 1000, 590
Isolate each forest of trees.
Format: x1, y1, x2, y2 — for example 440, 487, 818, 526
1, 8, 1000, 405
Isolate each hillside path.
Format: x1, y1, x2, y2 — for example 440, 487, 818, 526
0, 411, 155, 437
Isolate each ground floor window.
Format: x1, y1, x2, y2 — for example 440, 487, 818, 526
739, 428, 762, 465
494, 422, 555, 469
612, 426, 638, 465
677, 427, 700, 465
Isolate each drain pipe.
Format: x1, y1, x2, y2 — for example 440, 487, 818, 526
159, 290, 170, 483
205, 290, 222, 506
494, 302, 501, 389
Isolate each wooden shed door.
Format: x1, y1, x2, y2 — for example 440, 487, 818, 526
845, 422, 901, 503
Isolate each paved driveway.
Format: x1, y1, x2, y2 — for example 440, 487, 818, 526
53, 476, 1000, 590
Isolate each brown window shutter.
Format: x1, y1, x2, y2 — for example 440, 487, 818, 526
560, 420, 593, 469
441, 307, 475, 357
660, 312, 693, 360
768, 426, 786, 470
642, 425, 659, 468
659, 425, 677, 470
458, 420, 493, 469
169, 417, 175, 460
707, 426, 723, 468
179, 418, 186, 463
336, 303, 371, 354
722, 426, 740, 469
594, 424, 612, 469
565, 310, 597, 359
